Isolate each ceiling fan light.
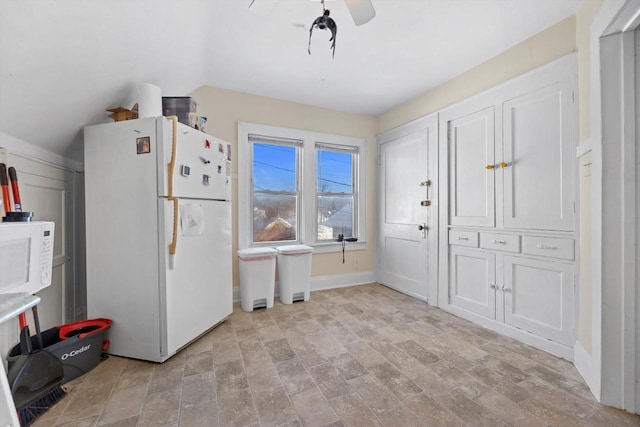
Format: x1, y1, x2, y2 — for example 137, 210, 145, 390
344, 0, 376, 26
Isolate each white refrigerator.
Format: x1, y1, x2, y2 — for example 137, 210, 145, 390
84, 116, 232, 362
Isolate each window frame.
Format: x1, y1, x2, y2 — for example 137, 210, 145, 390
238, 122, 367, 253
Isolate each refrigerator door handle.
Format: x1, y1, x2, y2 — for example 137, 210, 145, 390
168, 196, 179, 269
166, 116, 178, 198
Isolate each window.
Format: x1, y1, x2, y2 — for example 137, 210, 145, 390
239, 122, 366, 252
316, 143, 357, 241
250, 136, 301, 243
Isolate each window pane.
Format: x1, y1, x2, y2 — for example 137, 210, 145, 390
253, 143, 296, 192
317, 150, 352, 193
317, 195, 353, 240
253, 193, 297, 242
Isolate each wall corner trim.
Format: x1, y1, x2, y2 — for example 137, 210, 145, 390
574, 340, 599, 401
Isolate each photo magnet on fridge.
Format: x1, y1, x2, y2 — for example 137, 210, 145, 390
136, 137, 151, 154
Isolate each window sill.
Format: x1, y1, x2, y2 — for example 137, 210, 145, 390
307, 240, 368, 254
245, 241, 367, 254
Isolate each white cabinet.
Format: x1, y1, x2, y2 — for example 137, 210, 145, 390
448, 233, 575, 347
449, 246, 496, 319
448, 107, 495, 227
503, 256, 574, 346
439, 55, 578, 357
444, 79, 575, 232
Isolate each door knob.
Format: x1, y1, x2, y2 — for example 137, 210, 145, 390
418, 223, 427, 239
418, 224, 427, 231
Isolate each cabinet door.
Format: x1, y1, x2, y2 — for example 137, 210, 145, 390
448, 107, 495, 227
503, 256, 574, 345
502, 80, 575, 231
449, 246, 496, 319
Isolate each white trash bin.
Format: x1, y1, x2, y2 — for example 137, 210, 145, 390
238, 248, 277, 312
275, 245, 313, 304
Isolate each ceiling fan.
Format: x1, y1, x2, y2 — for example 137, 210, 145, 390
248, 0, 376, 26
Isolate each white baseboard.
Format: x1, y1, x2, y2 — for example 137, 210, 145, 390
574, 340, 597, 399
232, 271, 376, 303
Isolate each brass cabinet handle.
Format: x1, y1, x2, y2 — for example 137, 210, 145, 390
485, 164, 495, 170
500, 161, 508, 168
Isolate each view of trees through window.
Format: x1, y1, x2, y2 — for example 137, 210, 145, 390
251, 139, 355, 244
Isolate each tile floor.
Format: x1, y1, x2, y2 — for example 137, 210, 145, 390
32, 284, 640, 427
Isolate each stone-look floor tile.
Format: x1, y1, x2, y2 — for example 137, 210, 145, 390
332, 353, 367, 380
254, 386, 299, 426
395, 339, 439, 366
474, 389, 546, 427
113, 359, 154, 391
309, 363, 353, 399
518, 376, 595, 419
585, 404, 640, 426
179, 401, 219, 427
519, 397, 585, 427
53, 415, 98, 427
329, 393, 384, 427
98, 384, 147, 425
347, 374, 401, 414
277, 358, 316, 396
212, 338, 242, 364
480, 341, 539, 370
29, 284, 640, 427
99, 416, 138, 427
181, 372, 215, 408
368, 362, 422, 401
239, 338, 274, 375
217, 386, 260, 427
184, 350, 214, 377
57, 382, 113, 424
247, 365, 282, 392
290, 387, 340, 427
264, 337, 296, 363
137, 389, 181, 427
215, 360, 249, 394
402, 393, 465, 427
147, 368, 183, 395
398, 362, 456, 397
368, 339, 419, 371
436, 389, 508, 427
375, 403, 424, 427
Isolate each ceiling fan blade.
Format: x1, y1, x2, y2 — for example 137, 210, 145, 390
344, 0, 376, 26
248, 0, 278, 15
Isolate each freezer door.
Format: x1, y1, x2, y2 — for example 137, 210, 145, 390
159, 198, 232, 358
159, 118, 231, 201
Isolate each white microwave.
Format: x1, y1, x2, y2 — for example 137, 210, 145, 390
0, 221, 55, 294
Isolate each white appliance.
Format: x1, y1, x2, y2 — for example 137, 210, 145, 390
84, 116, 232, 362
0, 221, 55, 294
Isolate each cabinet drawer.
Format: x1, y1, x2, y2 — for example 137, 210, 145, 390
480, 233, 520, 253
522, 236, 574, 260
449, 230, 478, 247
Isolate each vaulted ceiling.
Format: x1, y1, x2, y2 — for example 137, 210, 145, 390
0, 0, 581, 162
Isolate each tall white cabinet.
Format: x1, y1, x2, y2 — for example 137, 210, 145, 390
439, 55, 577, 359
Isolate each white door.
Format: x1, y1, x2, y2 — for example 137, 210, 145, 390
502, 81, 575, 231
449, 246, 496, 319
503, 255, 574, 345
7, 153, 74, 329
447, 107, 496, 227
377, 129, 431, 301
161, 198, 232, 357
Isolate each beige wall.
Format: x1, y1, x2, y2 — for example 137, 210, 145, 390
188, 86, 377, 286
